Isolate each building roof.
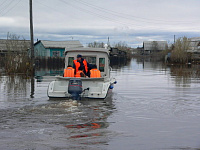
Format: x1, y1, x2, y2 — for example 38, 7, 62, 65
143, 41, 167, 44
35, 40, 83, 49
143, 41, 168, 50
0, 39, 30, 51
189, 37, 200, 41
65, 47, 109, 54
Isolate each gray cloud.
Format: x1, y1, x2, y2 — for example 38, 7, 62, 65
0, 0, 200, 47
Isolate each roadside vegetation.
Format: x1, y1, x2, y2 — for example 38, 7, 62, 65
170, 36, 190, 64
113, 41, 132, 59
88, 41, 132, 59
3, 33, 31, 75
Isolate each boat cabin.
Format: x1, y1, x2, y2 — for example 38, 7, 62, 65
47, 47, 116, 99
64, 47, 110, 78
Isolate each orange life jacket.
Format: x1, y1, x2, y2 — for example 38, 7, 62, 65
64, 67, 75, 77
75, 70, 85, 78
90, 69, 101, 78
73, 59, 88, 73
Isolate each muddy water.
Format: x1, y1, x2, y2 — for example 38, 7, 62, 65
0, 59, 200, 150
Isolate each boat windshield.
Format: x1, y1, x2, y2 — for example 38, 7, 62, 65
68, 57, 74, 66
99, 58, 105, 72
67, 56, 105, 73
82, 56, 96, 65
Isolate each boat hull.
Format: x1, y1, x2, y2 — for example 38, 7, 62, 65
47, 76, 116, 99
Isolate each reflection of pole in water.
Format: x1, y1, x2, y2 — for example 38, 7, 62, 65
30, 75, 35, 98
143, 59, 144, 69
30, 68, 35, 98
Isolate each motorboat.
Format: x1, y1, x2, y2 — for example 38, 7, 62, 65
47, 47, 116, 99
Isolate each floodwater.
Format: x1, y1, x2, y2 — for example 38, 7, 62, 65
0, 58, 200, 150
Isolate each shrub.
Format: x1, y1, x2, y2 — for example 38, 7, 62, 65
4, 33, 31, 74
170, 37, 189, 64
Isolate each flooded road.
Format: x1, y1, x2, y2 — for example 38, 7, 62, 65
0, 59, 200, 150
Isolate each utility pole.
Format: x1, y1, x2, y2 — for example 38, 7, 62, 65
29, 0, 35, 98
29, 0, 34, 69
107, 37, 110, 48
174, 35, 176, 44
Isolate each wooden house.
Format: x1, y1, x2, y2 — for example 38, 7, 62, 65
187, 37, 200, 53
0, 39, 30, 56
34, 40, 83, 58
143, 41, 168, 55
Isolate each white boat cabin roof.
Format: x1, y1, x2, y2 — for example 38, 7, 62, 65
65, 47, 109, 55
64, 47, 110, 78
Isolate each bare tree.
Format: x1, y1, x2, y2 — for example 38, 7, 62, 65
5, 32, 30, 74
88, 41, 105, 48
113, 41, 130, 51
112, 41, 132, 59
171, 36, 190, 63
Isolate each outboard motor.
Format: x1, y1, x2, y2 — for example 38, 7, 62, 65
68, 79, 82, 100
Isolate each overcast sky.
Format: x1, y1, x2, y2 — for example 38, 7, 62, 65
0, 0, 200, 47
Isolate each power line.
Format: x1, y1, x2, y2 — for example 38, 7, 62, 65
0, 0, 22, 16
74, 0, 199, 24
35, 0, 71, 18
0, 0, 14, 15
60, 0, 200, 31
59, 0, 149, 29
0, 0, 8, 7
31, 0, 199, 31
38, 0, 134, 28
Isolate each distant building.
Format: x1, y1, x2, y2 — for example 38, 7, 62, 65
187, 37, 200, 53
109, 47, 127, 57
34, 40, 83, 58
109, 48, 119, 56
0, 39, 30, 56
131, 47, 144, 55
143, 41, 168, 54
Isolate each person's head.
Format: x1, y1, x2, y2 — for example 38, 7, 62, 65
92, 64, 97, 69
67, 65, 72, 68
77, 54, 82, 61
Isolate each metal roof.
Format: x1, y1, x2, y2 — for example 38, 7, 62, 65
189, 37, 200, 41
36, 40, 83, 49
143, 41, 168, 51
65, 47, 110, 54
0, 39, 30, 51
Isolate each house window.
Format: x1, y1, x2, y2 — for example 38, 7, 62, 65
52, 51, 60, 57
68, 57, 74, 66
99, 58, 105, 72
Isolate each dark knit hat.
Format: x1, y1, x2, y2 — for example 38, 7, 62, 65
77, 54, 82, 58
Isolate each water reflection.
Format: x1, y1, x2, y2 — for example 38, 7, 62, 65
35, 67, 64, 77
135, 57, 200, 87
30, 76, 35, 98
0, 95, 116, 149
169, 64, 200, 87
1, 58, 200, 149
65, 96, 115, 144
0, 75, 30, 100
135, 57, 165, 70
110, 57, 131, 69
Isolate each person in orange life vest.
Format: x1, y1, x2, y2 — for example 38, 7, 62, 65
90, 64, 101, 78
64, 65, 75, 77
73, 54, 89, 76
75, 66, 87, 78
